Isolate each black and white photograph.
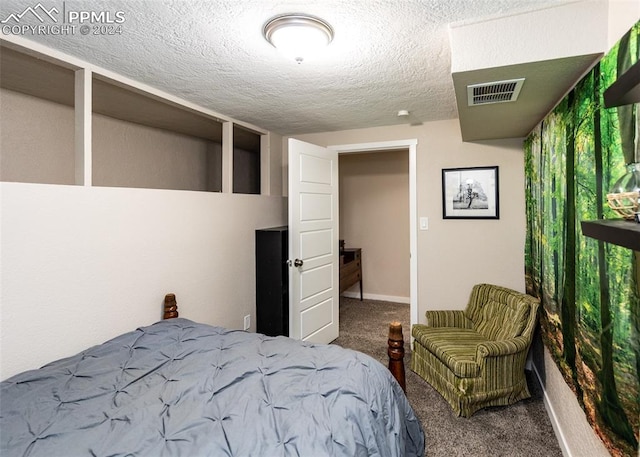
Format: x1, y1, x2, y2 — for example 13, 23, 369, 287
442, 166, 499, 219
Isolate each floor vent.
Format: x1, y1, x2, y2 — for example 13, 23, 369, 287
467, 78, 525, 106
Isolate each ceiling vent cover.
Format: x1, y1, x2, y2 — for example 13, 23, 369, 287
467, 78, 525, 106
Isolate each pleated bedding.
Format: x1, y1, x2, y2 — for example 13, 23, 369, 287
1, 318, 424, 456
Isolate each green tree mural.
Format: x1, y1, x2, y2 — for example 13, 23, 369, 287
525, 21, 640, 457
562, 89, 579, 387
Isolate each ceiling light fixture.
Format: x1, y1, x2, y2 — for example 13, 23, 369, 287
263, 14, 334, 63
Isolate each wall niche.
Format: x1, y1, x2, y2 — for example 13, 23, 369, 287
1, 40, 268, 196
233, 125, 262, 195
0, 46, 76, 185
91, 75, 223, 192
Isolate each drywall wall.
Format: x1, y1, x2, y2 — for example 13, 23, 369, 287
0, 182, 286, 380
449, 1, 607, 72
530, 336, 610, 456
0, 88, 75, 184
608, 0, 640, 48
296, 118, 527, 315
339, 150, 410, 302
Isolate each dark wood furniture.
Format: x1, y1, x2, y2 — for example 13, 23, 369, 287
340, 248, 362, 300
255, 226, 289, 336
388, 322, 406, 393
603, 59, 640, 108
163, 293, 178, 319
581, 219, 640, 251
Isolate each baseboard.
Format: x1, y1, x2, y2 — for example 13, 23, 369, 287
341, 291, 410, 304
531, 364, 571, 457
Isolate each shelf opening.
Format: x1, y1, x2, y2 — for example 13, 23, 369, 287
233, 125, 261, 194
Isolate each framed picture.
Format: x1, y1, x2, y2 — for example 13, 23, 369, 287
442, 166, 499, 219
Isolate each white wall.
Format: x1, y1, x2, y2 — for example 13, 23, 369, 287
0, 182, 286, 379
608, 0, 640, 48
531, 341, 610, 456
449, 1, 607, 73
296, 119, 527, 317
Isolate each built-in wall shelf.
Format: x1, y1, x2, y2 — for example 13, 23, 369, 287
1, 37, 267, 193
0, 45, 76, 107
603, 59, 640, 108
92, 75, 224, 142
0, 47, 227, 143
581, 219, 640, 251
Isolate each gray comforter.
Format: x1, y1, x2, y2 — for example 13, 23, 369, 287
1, 318, 424, 456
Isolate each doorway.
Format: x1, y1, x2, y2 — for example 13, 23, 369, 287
329, 140, 418, 333
338, 150, 409, 302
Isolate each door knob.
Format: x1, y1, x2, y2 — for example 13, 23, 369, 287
293, 259, 304, 267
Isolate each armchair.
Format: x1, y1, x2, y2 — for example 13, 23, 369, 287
411, 283, 540, 417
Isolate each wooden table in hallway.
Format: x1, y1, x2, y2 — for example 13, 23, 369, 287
339, 248, 362, 301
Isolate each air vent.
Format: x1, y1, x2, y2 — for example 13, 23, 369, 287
467, 78, 525, 106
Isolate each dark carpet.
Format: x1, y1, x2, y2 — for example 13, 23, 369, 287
332, 297, 563, 457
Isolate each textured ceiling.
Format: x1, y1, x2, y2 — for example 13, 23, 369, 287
1, 0, 577, 135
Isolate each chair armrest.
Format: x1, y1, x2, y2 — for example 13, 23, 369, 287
426, 310, 473, 328
476, 336, 529, 359
475, 337, 531, 391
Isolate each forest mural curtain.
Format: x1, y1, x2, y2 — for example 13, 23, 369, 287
524, 22, 639, 457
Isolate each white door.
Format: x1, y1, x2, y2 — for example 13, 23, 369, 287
288, 138, 339, 343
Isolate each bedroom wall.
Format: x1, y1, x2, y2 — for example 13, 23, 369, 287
531, 339, 610, 456
0, 183, 286, 380
296, 119, 527, 314
0, 90, 287, 380
338, 150, 410, 302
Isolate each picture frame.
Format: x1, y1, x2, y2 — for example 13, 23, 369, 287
442, 166, 499, 219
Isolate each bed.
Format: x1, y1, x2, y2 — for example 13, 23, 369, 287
0, 299, 424, 456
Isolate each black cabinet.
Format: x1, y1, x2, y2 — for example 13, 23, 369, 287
255, 226, 289, 336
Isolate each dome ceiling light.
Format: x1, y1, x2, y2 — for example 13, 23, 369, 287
263, 14, 334, 64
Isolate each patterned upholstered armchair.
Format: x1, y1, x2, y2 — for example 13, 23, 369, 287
411, 283, 540, 417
